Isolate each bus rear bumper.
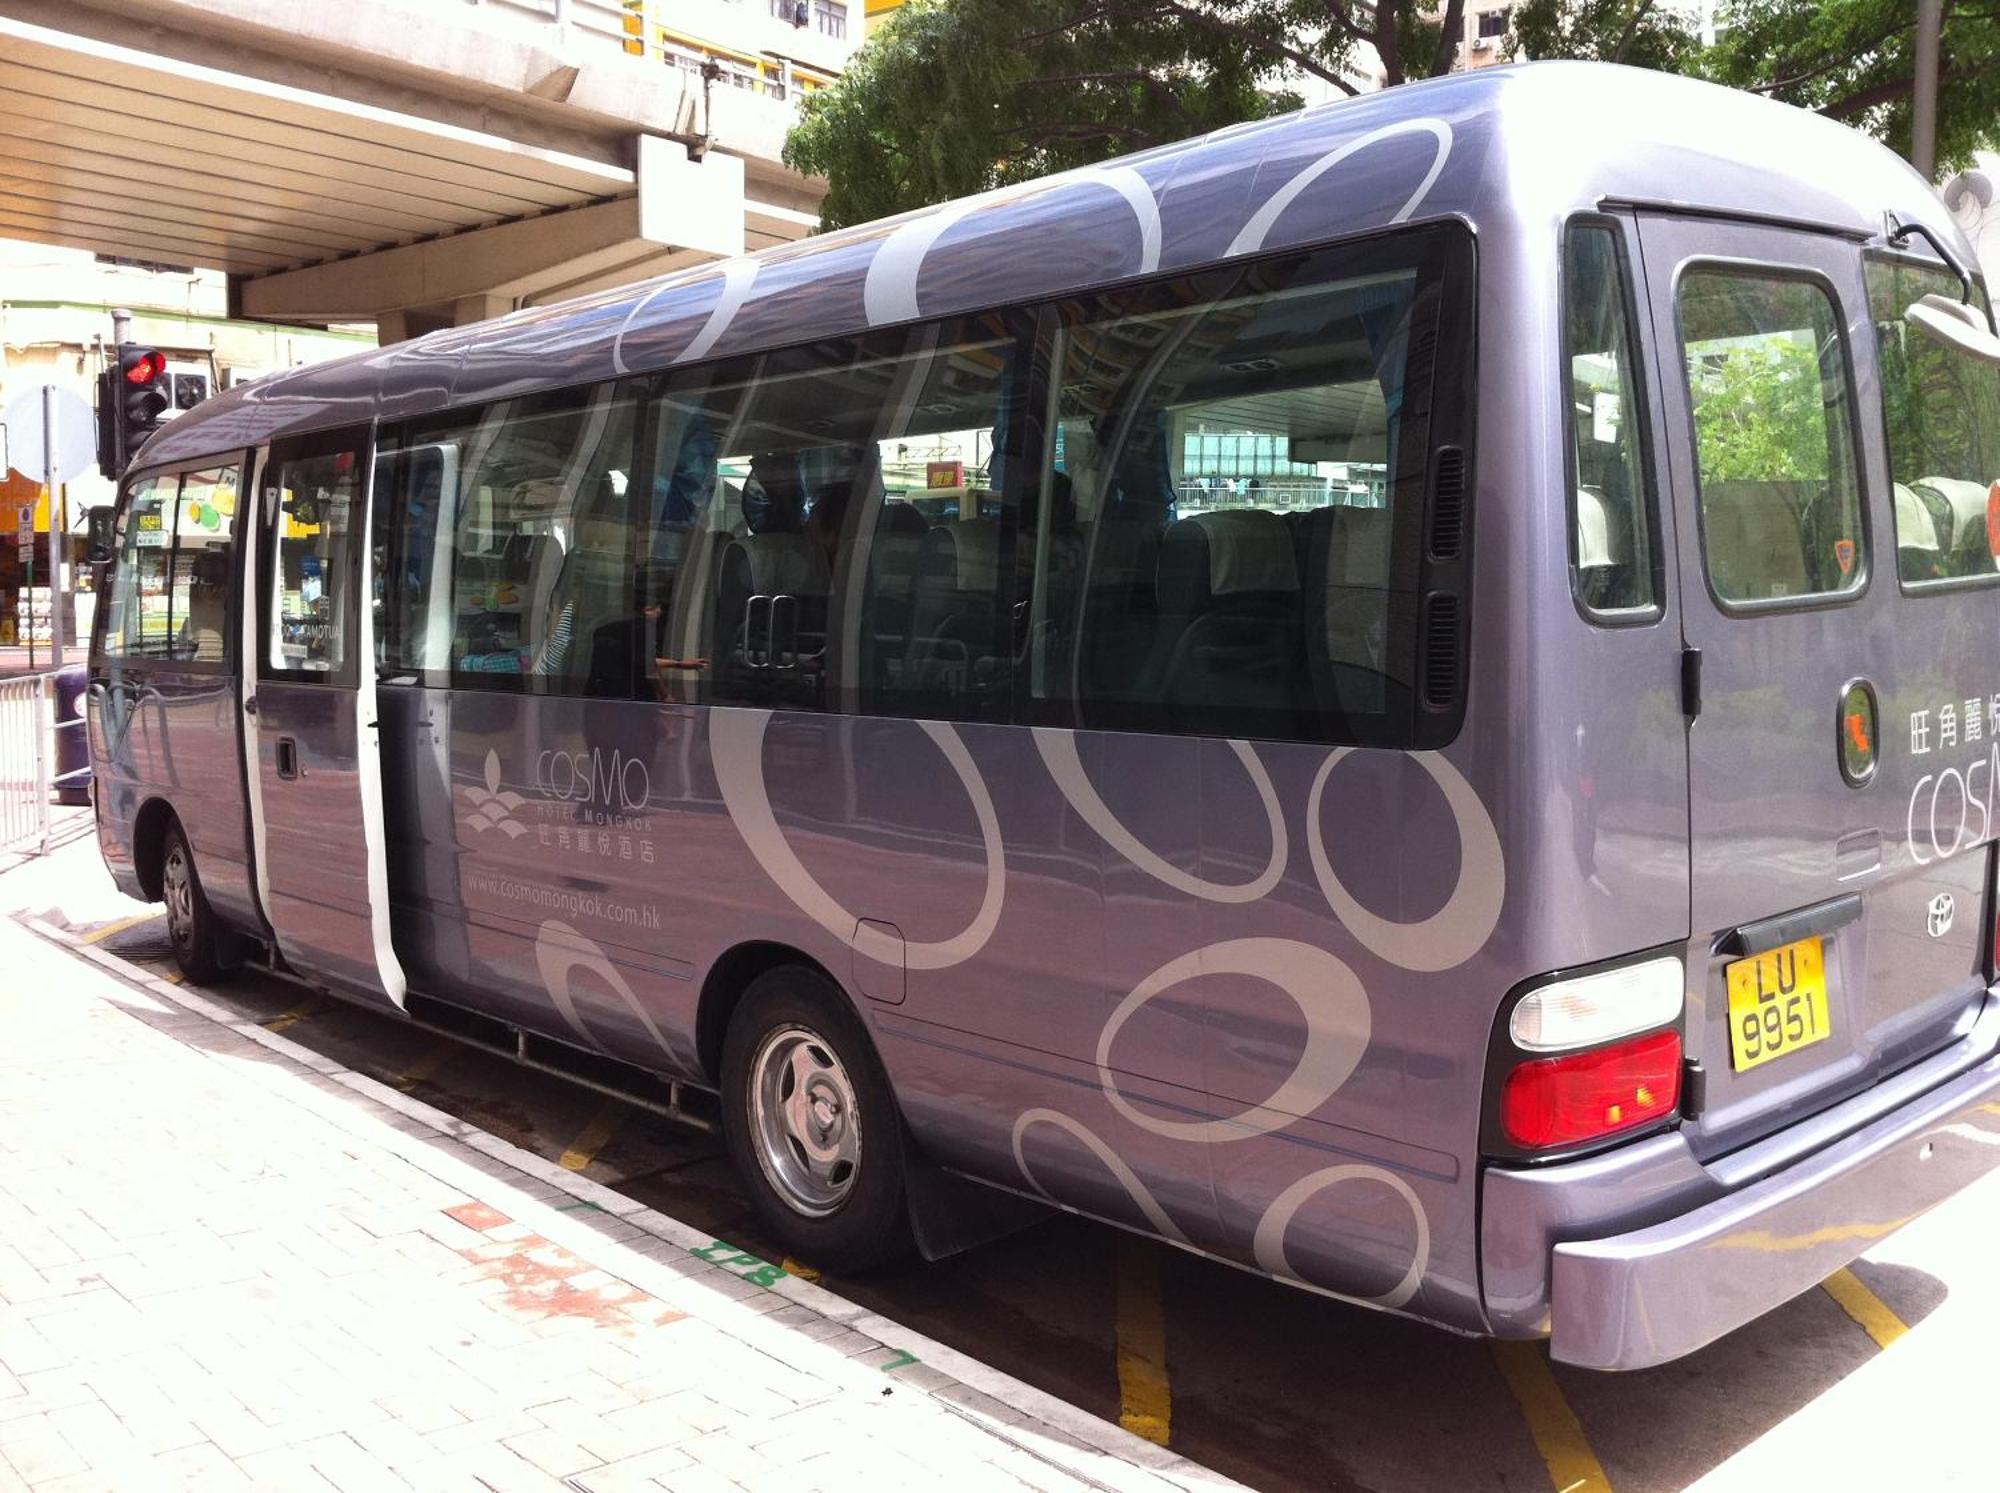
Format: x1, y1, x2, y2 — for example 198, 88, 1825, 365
1544, 1015, 2000, 1369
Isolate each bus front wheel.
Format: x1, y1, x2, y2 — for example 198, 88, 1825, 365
720, 966, 912, 1274
160, 823, 231, 985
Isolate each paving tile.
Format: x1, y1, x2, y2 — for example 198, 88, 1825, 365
0, 905, 1227, 1493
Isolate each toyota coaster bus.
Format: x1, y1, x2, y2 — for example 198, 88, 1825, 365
88, 63, 2000, 1369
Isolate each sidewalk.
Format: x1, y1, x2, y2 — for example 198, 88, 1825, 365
0, 648, 76, 681
0, 845, 1240, 1492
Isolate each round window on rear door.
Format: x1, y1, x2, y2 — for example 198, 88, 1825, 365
1838, 678, 1878, 787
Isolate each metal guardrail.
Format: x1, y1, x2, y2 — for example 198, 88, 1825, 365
0, 673, 52, 857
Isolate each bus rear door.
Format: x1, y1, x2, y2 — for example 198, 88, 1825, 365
244, 426, 406, 1010
1634, 214, 1992, 1152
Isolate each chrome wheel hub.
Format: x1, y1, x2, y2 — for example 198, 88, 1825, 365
749, 1025, 861, 1217
163, 845, 195, 948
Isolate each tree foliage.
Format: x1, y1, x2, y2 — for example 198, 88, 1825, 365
1696, 0, 2000, 175
784, 0, 1471, 229
785, 1, 1999, 232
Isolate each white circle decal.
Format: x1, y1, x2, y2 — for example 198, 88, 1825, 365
1228, 118, 1454, 257
1252, 1164, 1429, 1310
864, 167, 1160, 327
710, 708, 1005, 971
1010, 1108, 1190, 1245
535, 919, 679, 1064
1034, 729, 1286, 903
1307, 749, 1504, 973
1095, 939, 1369, 1142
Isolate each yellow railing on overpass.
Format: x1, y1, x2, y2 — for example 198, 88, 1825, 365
618, 0, 837, 103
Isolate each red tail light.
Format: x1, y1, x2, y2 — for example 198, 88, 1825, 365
1500, 1029, 1682, 1150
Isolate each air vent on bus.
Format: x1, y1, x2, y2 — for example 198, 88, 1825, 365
1428, 446, 1466, 560
1423, 593, 1461, 709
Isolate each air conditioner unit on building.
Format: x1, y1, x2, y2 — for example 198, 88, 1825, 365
1471, 35, 1495, 51
159, 362, 212, 420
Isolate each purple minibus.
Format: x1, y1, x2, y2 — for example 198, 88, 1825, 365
88, 63, 2000, 1369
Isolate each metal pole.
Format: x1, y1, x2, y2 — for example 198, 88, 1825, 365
1913, 0, 1942, 181
43, 385, 64, 671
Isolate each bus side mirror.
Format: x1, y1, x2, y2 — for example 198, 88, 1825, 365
1906, 294, 2000, 367
85, 504, 116, 564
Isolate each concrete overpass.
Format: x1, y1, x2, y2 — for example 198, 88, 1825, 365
0, 0, 852, 340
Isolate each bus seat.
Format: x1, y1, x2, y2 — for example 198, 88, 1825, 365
1702, 481, 1812, 599
180, 551, 230, 663
713, 533, 832, 697
859, 501, 929, 688
1574, 484, 1633, 610
1304, 506, 1392, 719
1151, 509, 1300, 721
904, 519, 1001, 703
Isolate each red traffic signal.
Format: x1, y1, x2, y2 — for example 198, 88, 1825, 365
121, 348, 167, 386
98, 342, 171, 476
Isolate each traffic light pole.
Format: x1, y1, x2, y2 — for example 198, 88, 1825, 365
43, 383, 63, 670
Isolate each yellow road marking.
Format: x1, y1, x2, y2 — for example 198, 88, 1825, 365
559, 1101, 624, 1173
1822, 1266, 1909, 1349
780, 1257, 821, 1282
1114, 1234, 1171, 1447
81, 912, 163, 945
1489, 1339, 1611, 1493
262, 1000, 321, 1033
391, 1044, 454, 1092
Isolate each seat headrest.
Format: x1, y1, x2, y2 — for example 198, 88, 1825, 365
730, 533, 831, 596
921, 520, 1001, 591
879, 501, 929, 537
1158, 509, 1298, 614
1320, 505, 1392, 586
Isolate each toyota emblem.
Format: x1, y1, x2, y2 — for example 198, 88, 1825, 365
1928, 892, 1955, 939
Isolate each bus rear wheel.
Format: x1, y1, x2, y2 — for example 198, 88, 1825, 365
720, 966, 911, 1274
160, 823, 231, 985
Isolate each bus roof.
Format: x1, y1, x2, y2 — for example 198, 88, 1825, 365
138, 60, 1970, 470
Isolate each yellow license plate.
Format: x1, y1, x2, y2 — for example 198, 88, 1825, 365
1725, 936, 1832, 1072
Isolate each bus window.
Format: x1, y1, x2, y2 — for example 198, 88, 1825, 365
168, 466, 240, 663
645, 314, 1026, 721
100, 473, 176, 659
1678, 270, 1867, 605
1024, 242, 1450, 744
1867, 258, 2000, 585
379, 384, 645, 697
1564, 223, 1657, 616
269, 451, 360, 675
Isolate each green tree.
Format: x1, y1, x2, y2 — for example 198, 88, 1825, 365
1686, 334, 1834, 483
1509, 0, 1697, 71
1696, 0, 2000, 174
785, 0, 1476, 229
786, 1, 1997, 232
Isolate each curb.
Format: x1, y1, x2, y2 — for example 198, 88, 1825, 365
22, 913, 1249, 1493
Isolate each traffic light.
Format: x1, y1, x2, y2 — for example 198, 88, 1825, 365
95, 343, 169, 477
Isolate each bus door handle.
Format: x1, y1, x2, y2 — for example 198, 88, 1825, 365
771, 593, 798, 669
275, 737, 300, 780
744, 593, 773, 668
242, 694, 258, 717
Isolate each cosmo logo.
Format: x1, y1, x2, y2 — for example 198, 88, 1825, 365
537, 747, 652, 816
464, 750, 529, 839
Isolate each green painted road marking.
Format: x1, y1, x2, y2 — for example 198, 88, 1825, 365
689, 1239, 787, 1287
